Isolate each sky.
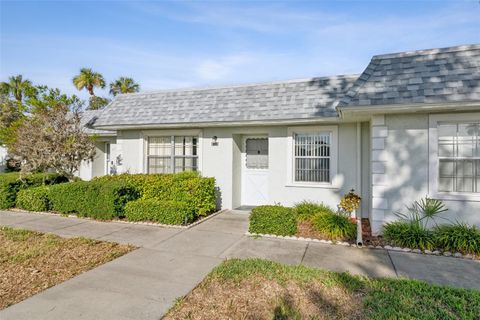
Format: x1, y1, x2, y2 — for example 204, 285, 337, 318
0, 0, 479, 100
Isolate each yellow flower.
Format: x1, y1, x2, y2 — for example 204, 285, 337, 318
339, 189, 361, 213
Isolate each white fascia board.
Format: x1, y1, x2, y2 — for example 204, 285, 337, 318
92, 117, 346, 130
338, 101, 480, 118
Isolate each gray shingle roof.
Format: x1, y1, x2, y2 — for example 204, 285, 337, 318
340, 44, 480, 107
80, 110, 116, 135
93, 75, 357, 128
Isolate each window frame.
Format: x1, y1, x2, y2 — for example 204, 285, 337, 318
143, 130, 202, 174
244, 137, 269, 170
105, 142, 111, 175
429, 113, 480, 202
286, 125, 339, 188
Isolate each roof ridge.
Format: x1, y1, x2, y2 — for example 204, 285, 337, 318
372, 44, 480, 60
117, 74, 360, 97
338, 59, 380, 107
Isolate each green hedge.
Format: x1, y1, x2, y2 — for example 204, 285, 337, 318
16, 186, 51, 212
93, 171, 199, 194
142, 176, 216, 216
49, 181, 140, 220
312, 212, 356, 241
125, 198, 196, 225
294, 201, 335, 221
434, 223, 480, 255
383, 221, 436, 251
249, 205, 297, 236
0, 173, 68, 209
94, 172, 216, 216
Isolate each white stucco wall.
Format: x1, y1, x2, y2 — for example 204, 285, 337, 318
0, 146, 7, 172
371, 112, 480, 234
116, 131, 143, 174
76, 137, 117, 180
115, 123, 363, 213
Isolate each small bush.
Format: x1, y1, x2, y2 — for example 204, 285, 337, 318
249, 205, 297, 236
434, 223, 480, 255
312, 212, 356, 241
94, 172, 216, 216
49, 181, 139, 220
125, 198, 196, 225
142, 175, 216, 216
93, 171, 200, 194
383, 221, 435, 251
0, 173, 68, 209
16, 186, 51, 212
294, 201, 335, 221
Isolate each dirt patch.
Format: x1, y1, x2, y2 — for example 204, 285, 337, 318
165, 275, 364, 320
296, 219, 353, 242
0, 226, 134, 309
165, 259, 480, 320
296, 219, 325, 239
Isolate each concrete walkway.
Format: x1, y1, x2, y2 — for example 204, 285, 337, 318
1, 210, 479, 320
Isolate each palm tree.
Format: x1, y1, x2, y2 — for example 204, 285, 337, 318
109, 77, 140, 96
72, 68, 106, 96
0, 75, 34, 103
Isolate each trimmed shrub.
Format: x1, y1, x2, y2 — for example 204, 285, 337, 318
49, 181, 140, 220
249, 205, 297, 236
142, 176, 216, 216
434, 223, 480, 255
312, 212, 356, 241
93, 171, 199, 194
16, 186, 51, 212
383, 221, 435, 251
94, 172, 216, 216
294, 201, 335, 221
125, 198, 196, 225
0, 173, 68, 209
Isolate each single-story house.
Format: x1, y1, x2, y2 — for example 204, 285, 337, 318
82, 44, 479, 234
77, 110, 117, 180
0, 145, 7, 172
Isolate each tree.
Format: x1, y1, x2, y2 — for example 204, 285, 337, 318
109, 77, 140, 96
88, 96, 110, 110
72, 68, 105, 96
0, 75, 37, 103
9, 90, 95, 179
27, 87, 82, 114
0, 96, 24, 146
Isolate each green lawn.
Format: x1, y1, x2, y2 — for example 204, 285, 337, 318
165, 258, 480, 320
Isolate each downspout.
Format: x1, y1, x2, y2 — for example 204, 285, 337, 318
356, 122, 363, 247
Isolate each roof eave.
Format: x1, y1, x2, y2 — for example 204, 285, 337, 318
92, 116, 344, 130
338, 101, 480, 118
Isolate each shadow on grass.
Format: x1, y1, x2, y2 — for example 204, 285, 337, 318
204, 258, 480, 320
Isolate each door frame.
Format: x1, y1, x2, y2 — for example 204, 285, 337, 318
241, 135, 269, 206
105, 142, 111, 175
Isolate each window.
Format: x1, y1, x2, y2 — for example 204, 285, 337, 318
438, 123, 480, 193
294, 132, 331, 183
147, 136, 198, 173
245, 138, 268, 169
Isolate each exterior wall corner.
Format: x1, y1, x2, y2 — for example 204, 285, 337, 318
370, 115, 388, 235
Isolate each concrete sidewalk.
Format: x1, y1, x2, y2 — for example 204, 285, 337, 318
1, 210, 479, 320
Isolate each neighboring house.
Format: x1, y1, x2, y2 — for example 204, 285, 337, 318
85, 44, 479, 234
77, 110, 117, 180
0, 145, 7, 172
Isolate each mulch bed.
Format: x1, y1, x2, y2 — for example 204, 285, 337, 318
0, 226, 135, 309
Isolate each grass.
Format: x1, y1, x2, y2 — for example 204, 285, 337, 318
165, 259, 480, 320
0, 226, 134, 309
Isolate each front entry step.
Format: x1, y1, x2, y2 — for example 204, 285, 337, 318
235, 205, 256, 211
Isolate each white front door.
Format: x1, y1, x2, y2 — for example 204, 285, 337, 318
241, 137, 269, 206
